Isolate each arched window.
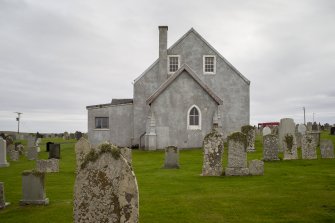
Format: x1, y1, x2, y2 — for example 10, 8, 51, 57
187, 105, 201, 130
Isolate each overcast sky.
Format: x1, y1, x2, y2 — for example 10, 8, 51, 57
0, 0, 334, 133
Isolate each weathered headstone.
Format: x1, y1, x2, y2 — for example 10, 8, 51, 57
9, 145, 19, 161
262, 127, 271, 136
283, 133, 298, 160
35, 138, 41, 153
201, 130, 224, 176
75, 138, 91, 172
263, 134, 280, 161
295, 131, 302, 148
0, 138, 9, 167
74, 143, 139, 223
241, 125, 256, 152
164, 146, 179, 169
279, 118, 296, 152
272, 126, 279, 135
49, 144, 60, 159
301, 134, 317, 159
225, 132, 249, 176
63, 132, 69, 140
120, 147, 132, 165
248, 160, 264, 176
297, 124, 307, 134
310, 131, 320, 146
20, 170, 49, 205
320, 140, 334, 159
36, 159, 59, 172
0, 182, 10, 209
46, 142, 54, 152
312, 122, 319, 131
331, 127, 335, 135
27, 135, 38, 160
16, 144, 25, 155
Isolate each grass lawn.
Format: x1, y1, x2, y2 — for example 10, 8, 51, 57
0, 132, 335, 222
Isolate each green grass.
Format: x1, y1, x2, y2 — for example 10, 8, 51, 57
0, 132, 335, 222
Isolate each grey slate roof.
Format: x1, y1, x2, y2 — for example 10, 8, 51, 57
86, 99, 133, 109
146, 64, 223, 105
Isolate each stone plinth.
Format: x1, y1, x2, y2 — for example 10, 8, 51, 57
36, 159, 59, 172
301, 134, 317, 159
320, 140, 334, 159
74, 143, 139, 223
249, 160, 264, 176
164, 146, 179, 169
20, 170, 49, 205
263, 134, 279, 161
225, 132, 249, 176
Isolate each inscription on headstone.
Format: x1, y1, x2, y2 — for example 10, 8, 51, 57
320, 140, 334, 159
263, 134, 280, 161
283, 133, 298, 160
301, 134, 317, 159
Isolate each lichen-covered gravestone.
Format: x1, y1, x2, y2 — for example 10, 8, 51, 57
320, 140, 334, 159
283, 134, 298, 160
301, 134, 317, 159
164, 146, 179, 169
262, 127, 271, 136
241, 125, 256, 152
9, 145, 19, 161
74, 138, 91, 172
20, 170, 49, 205
263, 134, 279, 161
36, 159, 59, 172
225, 132, 249, 176
120, 147, 132, 165
0, 182, 10, 209
0, 137, 9, 167
201, 130, 224, 176
279, 118, 296, 152
248, 160, 264, 175
74, 143, 139, 223
310, 131, 320, 146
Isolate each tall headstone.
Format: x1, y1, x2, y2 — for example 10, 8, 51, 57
320, 140, 334, 159
279, 118, 296, 152
49, 144, 60, 159
35, 138, 41, 152
75, 138, 91, 172
36, 159, 59, 173
27, 135, 38, 160
225, 132, 249, 176
297, 124, 307, 134
46, 142, 54, 152
0, 182, 10, 209
74, 143, 139, 223
9, 146, 19, 161
310, 131, 320, 147
283, 133, 298, 160
241, 125, 256, 152
0, 138, 9, 167
306, 122, 313, 131
263, 134, 280, 161
301, 133, 317, 159
20, 170, 49, 205
262, 127, 271, 136
164, 146, 179, 169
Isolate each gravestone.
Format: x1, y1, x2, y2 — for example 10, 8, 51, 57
120, 147, 132, 165
36, 159, 59, 172
16, 143, 24, 155
49, 144, 60, 159
201, 130, 224, 176
331, 127, 335, 135
74, 143, 139, 223
279, 118, 296, 152
164, 146, 179, 169
0, 138, 9, 167
312, 122, 319, 131
263, 134, 280, 161
35, 138, 41, 152
241, 125, 256, 152
283, 133, 298, 160
320, 140, 334, 159
248, 160, 264, 175
27, 135, 38, 160
272, 126, 279, 135
225, 132, 249, 176
20, 170, 49, 205
298, 124, 307, 134
310, 131, 320, 146
9, 146, 19, 161
46, 142, 54, 152
75, 138, 91, 172
0, 182, 10, 209
295, 132, 302, 148
307, 122, 313, 131
301, 134, 317, 159
262, 127, 271, 136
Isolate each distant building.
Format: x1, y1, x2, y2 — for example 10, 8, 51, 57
87, 26, 250, 149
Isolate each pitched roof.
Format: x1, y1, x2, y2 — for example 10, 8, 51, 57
146, 64, 223, 105
134, 27, 250, 85
111, 99, 133, 105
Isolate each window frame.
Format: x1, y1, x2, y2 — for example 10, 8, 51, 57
187, 105, 201, 130
94, 117, 109, 130
168, 55, 181, 74
203, 55, 216, 75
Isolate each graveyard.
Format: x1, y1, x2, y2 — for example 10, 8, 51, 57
0, 131, 334, 222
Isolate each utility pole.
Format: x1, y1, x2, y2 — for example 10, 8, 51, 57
14, 112, 22, 134
313, 112, 315, 122
303, 107, 306, 125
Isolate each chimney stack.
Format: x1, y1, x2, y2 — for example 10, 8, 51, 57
158, 26, 168, 79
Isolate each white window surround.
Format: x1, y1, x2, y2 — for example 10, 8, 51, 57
203, 55, 216, 75
168, 55, 181, 74
187, 105, 201, 130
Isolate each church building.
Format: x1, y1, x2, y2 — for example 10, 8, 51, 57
86, 26, 250, 149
